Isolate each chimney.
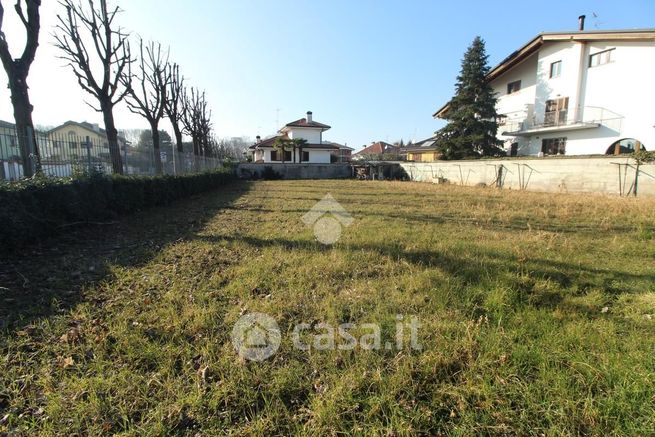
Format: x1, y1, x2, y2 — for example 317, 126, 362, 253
256, 135, 261, 143
306, 111, 313, 123
578, 15, 586, 31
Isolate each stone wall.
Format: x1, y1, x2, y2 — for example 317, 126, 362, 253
400, 156, 655, 196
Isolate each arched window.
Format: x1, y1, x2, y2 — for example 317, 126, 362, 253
605, 138, 646, 155
68, 130, 76, 137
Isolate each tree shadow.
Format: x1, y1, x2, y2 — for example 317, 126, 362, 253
0, 181, 253, 333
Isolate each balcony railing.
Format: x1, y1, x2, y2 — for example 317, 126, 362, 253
500, 106, 623, 136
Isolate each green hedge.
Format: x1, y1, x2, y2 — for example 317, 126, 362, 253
0, 171, 235, 250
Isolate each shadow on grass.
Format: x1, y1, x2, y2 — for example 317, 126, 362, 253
0, 181, 253, 333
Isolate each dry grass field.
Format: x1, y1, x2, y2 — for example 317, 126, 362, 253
1, 180, 654, 435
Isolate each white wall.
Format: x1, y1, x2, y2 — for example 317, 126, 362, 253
259, 147, 332, 164
401, 157, 655, 196
287, 127, 322, 144
306, 150, 332, 164
492, 52, 538, 119
492, 39, 655, 157
582, 41, 655, 151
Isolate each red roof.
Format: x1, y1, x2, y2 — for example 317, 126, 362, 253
353, 141, 399, 156
280, 118, 331, 131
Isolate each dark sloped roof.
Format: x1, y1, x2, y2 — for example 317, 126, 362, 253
404, 136, 439, 152
280, 118, 331, 131
48, 120, 106, 135
353, 141, 399, 156
48, 120, 129, 143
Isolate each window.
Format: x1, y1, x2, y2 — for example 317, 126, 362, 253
302, 151, 309, 162
589, 49, 614, 67
550, 61, 562, 78
284, 151, 292, 161
606, 138, 646, 155
541, 138, 567, 155
68, 141, 78, 149
270, 150, 278, 161
507, 80, 521, 94
544, 97, 569, 125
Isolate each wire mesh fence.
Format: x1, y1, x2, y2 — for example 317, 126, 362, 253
0, 127, 225, 181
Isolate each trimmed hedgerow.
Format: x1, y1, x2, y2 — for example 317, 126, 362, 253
0, 170, 235, 250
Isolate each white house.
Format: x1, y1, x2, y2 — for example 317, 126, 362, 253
250, 111, 338, 164
434, 22, 655, 156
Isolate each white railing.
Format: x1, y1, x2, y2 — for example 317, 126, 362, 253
500, 106, 624, 134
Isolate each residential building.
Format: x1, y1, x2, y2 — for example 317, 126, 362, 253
404, 136, 441, 162
434, 23, 655, 156
45, 121, 128, 160
250, 111, 338, 164
0, 120, 21, 180
0, 120, 19, 160
352, 141, 401, 160
328, 142, 354, 162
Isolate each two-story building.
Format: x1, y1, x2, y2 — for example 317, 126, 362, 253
434, 24, 655, 156
250, 112, 339, 164
45, 121, 127, 161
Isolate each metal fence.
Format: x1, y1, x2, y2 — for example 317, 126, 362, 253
0, 128, 225, 181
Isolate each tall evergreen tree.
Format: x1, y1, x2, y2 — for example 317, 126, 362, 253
436, 36, 504, 159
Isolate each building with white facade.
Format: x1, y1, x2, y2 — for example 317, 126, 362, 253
434, 24, 655, 156
250, 111, 338, 164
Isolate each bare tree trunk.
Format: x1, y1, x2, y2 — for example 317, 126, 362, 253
0, 0, 42, 177
100, 100, 123, 174
192, 135, 200, 171
150, 124, 162, 175
172, 123, 183, 153
9, 72, 40, 176
171, 122, 183, 172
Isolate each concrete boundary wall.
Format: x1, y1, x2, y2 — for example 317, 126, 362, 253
237, 163, 351, 180
400, 157, 655, 196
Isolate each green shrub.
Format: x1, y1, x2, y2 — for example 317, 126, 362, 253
0, 170, 235, 250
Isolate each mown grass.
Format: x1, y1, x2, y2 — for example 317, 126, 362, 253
1, 180, 655, 435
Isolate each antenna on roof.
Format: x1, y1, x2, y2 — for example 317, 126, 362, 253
591, 12, 603, 29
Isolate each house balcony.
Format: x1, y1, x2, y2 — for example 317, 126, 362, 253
500, 106, 623, 137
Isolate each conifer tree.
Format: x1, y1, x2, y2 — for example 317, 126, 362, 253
436, 36, 504, 159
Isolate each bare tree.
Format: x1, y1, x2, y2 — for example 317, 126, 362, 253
181, 87, 212, 164
0, 0, 41, 176
54, 0, 132, 174
121, 39, 168, 175
164, 63, 184, 154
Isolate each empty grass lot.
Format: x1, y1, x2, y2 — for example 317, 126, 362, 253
1, 180, 655, 435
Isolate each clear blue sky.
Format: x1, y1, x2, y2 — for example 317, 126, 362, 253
0, 0, 653, 150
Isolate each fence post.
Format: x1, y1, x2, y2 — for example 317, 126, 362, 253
26, 127, 36, 176
122, 144, 128, 175
85, 136, 92, 174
